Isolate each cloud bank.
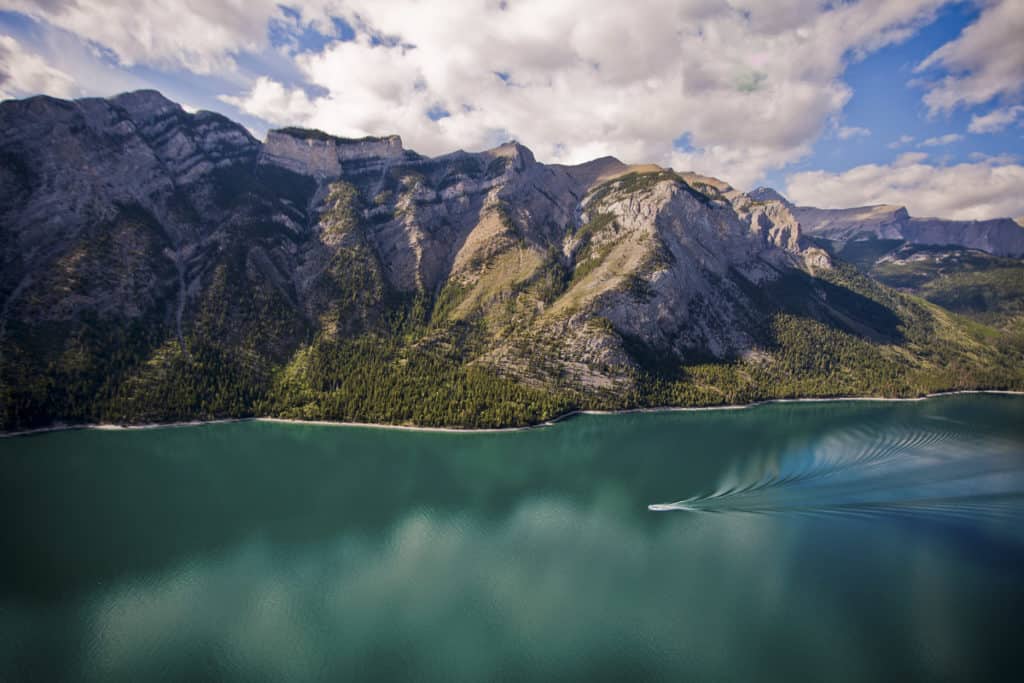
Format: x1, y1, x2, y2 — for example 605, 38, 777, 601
2, 0, 1021, 203
235, 0, 945, 188
785, 154, 1024, 220
0, 35, 76, 100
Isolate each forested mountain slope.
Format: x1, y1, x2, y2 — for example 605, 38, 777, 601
2, 91, 1021, 430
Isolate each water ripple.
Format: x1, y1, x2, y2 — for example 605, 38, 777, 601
649, 420, 1024, 526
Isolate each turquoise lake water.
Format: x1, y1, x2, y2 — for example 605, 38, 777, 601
2, 395, 1023, 681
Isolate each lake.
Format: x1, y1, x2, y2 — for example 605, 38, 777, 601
2, 395, 1023, 681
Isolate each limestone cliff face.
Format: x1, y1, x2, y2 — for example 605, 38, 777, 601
583, 180, 771, 360
530, 171, 829, 371
111, 91, 259, 186
903, 216, 1024, 257
0, 90, 262, 343
793, 204, 910, 241
259, 129, 406, 178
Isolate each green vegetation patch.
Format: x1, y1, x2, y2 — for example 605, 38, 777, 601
588, 171, 711, 208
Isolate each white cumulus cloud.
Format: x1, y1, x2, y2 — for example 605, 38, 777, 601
915, 0, 1024, 113
0, 34, 77, 100
219, 0, 946, 188
968, 104, 1024, 133
919, 133, 963, 146
785, 155, 1024, 220
18, 0, 1022, 196
2, 0, 297, 74
887, 134, 916, 149
837, 126, 871, 139
219, 76, 316, 124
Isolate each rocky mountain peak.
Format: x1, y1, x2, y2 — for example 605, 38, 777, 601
560, 156, 628, 188
109, 89, 182, 120
485, 140, 536, 170
747, 187, 790, 205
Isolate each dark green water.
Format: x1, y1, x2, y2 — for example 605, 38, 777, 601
2, 395, 1023, 682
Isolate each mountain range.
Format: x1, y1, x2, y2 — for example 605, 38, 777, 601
1, 90, 1022, 430
747, 187, 1024, 257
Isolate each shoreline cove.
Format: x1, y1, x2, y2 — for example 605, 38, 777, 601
3, 389, 1023, 439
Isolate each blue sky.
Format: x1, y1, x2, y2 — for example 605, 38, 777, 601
764, 2, 981, 184
766, 2, 1020, 185
1, 1, 1021, 219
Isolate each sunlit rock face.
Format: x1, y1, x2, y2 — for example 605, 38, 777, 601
260, 129, 407, 179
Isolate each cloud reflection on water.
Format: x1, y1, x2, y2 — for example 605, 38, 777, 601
63, 496, 1013, 682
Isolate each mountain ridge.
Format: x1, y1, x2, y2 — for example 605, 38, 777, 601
1, 90, 1021, 431
748, 186, 1024, 257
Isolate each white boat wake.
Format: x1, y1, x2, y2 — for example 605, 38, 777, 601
648, 421, 1024, 527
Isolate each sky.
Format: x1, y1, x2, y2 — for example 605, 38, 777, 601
0, 0, 1021, 220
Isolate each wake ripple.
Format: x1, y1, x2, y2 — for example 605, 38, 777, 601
649, 420, 1024, 525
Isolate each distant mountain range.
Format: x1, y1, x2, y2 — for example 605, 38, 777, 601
747, 187, 1024, 257
1, 90, 1021, 431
